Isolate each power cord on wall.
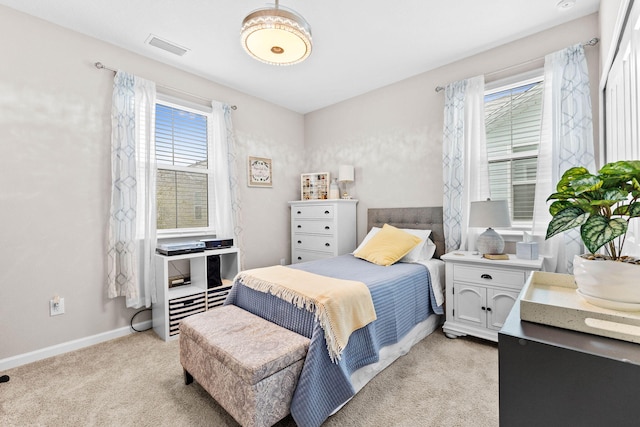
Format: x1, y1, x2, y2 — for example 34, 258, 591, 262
130, 308, 152, 332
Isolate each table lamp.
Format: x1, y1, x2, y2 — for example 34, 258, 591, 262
338, 165, 354, 199
469, 199, 511, 255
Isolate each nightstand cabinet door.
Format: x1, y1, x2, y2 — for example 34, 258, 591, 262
487, 288, 519, 331
288, 199, 358, 264
453, 282, 519, 332
454, 283, 485, 327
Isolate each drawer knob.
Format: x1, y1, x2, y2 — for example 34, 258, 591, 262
480, 274, 492, 280
297, 225, 302, 229
324, 226, 330, 230
297, 256, 302, 260
324, 210, 330, 214
325, 243, 331, 247
297, 240, 302, 244
297, 210, 302, 214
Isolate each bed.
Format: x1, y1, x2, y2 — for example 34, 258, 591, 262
225, 207, 445, 427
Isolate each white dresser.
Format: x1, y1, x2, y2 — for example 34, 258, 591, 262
441, 251, 543, 342
288, 199, 358, 263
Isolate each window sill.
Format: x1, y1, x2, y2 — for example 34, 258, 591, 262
157, 230, 216, 241
497, 229, 528, 242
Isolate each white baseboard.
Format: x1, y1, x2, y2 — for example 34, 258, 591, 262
0, 320, 152, 371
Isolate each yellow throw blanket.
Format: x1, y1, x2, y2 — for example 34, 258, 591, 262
235, 265, 377, 362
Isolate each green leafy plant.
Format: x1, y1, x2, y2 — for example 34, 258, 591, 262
546, 160, 640, 260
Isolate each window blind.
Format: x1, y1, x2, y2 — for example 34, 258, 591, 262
155, 103, 210, 230
485, 80, 543, 223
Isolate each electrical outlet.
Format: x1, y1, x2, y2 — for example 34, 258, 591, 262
50, 297, 65, 316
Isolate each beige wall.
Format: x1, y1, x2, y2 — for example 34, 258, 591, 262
0, 7, 605, 364
305, 13, 601, 243
0, 5, 304, 360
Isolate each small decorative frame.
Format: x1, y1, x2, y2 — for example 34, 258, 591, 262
248, 156, 272, 187
301, 172, 330, 200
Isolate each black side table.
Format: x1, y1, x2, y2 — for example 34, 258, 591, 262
499, 301, 640, 427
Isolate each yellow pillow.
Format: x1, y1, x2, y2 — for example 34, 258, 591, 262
354, 224, 422, 266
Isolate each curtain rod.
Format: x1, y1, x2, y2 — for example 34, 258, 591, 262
434, 37, 600, 93
94, 62, 237, 110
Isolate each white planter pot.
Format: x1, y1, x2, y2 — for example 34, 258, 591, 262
573, 254, 640, 311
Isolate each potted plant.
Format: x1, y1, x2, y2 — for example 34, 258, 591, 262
546, 160, 640, 309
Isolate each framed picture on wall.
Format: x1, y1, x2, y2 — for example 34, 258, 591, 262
300, 172, 330, 200
248, 156, 272, 187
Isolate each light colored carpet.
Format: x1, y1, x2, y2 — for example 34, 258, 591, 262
0, 328, 498, 426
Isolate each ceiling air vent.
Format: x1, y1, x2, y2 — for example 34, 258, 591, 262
146, 34, 189, 56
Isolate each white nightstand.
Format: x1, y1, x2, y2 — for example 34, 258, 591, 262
441, 251, 543, 342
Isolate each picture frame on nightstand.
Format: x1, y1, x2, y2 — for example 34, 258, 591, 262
300, 172, 329, 200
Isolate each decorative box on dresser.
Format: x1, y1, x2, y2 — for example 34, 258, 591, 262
440, 251, 543, 342
288, 199, 358, 264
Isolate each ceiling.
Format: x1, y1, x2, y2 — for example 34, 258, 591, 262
1, 0, 600, 114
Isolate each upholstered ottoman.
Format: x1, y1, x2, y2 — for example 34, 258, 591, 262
179, 305, 310, 427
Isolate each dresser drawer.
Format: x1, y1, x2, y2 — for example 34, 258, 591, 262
293, 234, 336, 252
291, 205, 334, 219
292, 249, 332, 263
453, 264, 526, 288
293, 219, 335, 235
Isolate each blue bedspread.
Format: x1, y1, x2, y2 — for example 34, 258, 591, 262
225, 254, 443, 427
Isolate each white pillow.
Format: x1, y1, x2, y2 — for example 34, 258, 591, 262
353, 227, 381, 254
399, 229, 432, 262
353, 227, 435, 262
421, 237, 437, 260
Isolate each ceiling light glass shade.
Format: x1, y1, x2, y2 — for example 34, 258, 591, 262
241, 5, 312, 66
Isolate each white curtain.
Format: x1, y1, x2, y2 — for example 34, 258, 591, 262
442, 75, 490, 253
531, 43, 596, 273
107, 71, 157, 308
211, 101, 243, 267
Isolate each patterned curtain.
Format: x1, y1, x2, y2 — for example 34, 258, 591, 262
107, 71, 157, 308
211, 101, 243, 269
442, 76, 490, 253
531, 43, 596, 273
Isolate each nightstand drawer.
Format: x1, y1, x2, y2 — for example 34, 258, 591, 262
293, 234, 336, 251
293, 220, 335, 235
292, 205, 334, 219
453, 264, 526, 287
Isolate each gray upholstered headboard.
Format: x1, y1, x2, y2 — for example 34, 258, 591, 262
367, 207, 445, 259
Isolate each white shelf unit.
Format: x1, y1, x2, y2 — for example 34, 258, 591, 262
152, 247, 240, 341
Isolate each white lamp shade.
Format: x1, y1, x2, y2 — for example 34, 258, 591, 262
469, 200, 511, 228
469, 199, 511, 255
338, 165, 354, 182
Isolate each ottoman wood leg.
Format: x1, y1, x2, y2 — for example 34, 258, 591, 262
184, 369, 194, 385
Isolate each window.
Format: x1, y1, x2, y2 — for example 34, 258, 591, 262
484, 75, 543, 225
155, 99, 215, 234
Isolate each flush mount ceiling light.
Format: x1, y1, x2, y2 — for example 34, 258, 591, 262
241, 0, 312, 66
